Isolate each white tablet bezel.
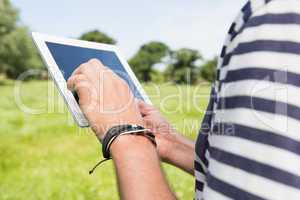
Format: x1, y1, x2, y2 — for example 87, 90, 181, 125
32, 32, 151, 127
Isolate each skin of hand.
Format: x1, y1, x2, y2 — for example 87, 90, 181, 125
137, 100, 176, 161
67, 58, 144, 140
138, 100, 195, 174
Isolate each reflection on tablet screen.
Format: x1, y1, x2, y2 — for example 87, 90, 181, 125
46, 42, 144, 100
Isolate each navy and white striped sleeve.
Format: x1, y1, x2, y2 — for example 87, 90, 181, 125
196, 0, 300, 199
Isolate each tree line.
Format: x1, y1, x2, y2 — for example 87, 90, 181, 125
0, 0, 217, 84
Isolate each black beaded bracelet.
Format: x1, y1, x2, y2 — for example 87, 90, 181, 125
101, 124, 156, 159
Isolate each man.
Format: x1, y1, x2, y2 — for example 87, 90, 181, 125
67, 0, 300, 199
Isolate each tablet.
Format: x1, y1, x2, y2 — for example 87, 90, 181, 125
32, 32, 151, 127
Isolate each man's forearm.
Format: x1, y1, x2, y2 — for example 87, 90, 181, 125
163, 133, 195, 175
110, 135, 176, 200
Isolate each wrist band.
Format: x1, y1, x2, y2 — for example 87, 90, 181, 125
89, 124, 156, 174
102, 124, 156, 159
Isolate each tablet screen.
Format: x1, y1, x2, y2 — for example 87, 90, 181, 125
45, 42, 144, 100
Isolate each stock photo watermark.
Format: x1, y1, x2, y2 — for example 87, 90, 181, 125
13, 66, 293, 137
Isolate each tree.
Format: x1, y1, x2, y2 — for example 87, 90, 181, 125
0, 0, 43, 79
1, 27, 42, 79
0, 0, 18, 37
0, 0, 18, 74
79, 30, 116, 44
200, 56, 217, 83
165, 48, 202, 84
129, 41, 169, 82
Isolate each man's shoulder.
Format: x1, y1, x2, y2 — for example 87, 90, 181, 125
251, 0, 300, 18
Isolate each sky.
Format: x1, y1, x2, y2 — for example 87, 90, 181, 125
11, 0, 247, 59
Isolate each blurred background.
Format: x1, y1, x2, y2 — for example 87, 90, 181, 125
0, 0, 246, 199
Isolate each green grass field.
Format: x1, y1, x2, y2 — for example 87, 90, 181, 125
0, 80, 210, 200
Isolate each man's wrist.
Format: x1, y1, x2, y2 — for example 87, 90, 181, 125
101, 124, 155, 159
159, 133, 180, 162
110, 134, 157, 159
90, 118, 145, 140
160, 133, 194, 163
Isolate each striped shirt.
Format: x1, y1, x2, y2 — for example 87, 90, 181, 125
195, 0, 300, 199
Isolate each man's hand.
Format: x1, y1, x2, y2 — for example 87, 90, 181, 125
138, 101, 195, 174
137, 100, 177, 161
67, 58, 144, 140
68, 59, 176, 200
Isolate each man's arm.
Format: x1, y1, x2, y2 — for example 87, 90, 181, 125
111, 135, 176, 200
157, 133, 195, 175
67, 59, 176, 200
